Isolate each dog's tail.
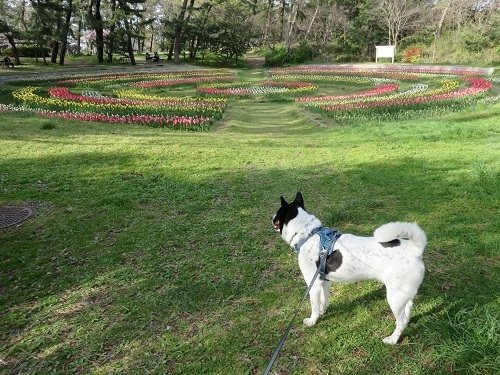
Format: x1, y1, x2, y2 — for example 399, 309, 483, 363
374, 222, 427, 256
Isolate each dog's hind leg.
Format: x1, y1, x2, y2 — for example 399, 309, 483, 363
320, 280, 331, 315
383, 287, 414, 345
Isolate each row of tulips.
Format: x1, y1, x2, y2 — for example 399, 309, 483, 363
271, 65, 492, 78
300, 79, 459, 107
48, 87, 227, 112
59, 69, 233, 86
310, 98, 481, 123
308, 77, 492, 121
196, 81, 317, 97
319, 78, 489, 111
38, 111, 212, 130
13, 86, 226, 121
271, 68, 422, 81
132, 75, 234, 88
295, 83, 399, 102
272, 74, 376, 84
0, 102, 212, 130
113, 90, 226, 105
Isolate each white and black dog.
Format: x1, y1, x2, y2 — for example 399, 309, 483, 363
272, 192, 427, 344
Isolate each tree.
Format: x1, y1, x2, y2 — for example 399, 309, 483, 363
30, 0, 62, 64
214, 0, 257, 63
372, 0, 426, 46
0, 0, 33, 65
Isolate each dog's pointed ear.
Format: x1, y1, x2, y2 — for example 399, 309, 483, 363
280, 196, 288, 207
293, 192, 304, 208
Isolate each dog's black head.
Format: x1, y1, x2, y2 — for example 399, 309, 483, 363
272, 192, 305, 233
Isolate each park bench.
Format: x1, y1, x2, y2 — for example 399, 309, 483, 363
117, 55, 130, 63
1, 61, 15, 68
146, 54, 163, 63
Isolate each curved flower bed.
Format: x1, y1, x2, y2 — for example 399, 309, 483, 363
271, 65, 493, 79
0, 65, 496, 129
2, 70, 233, 131
196, 81, 317, 97
132, 75, 234, 88
307, 77, 492, 122
48, 87, 226, 114
295, 83, 399, 103
59, 69, 233, 86
272, 66, 494, 122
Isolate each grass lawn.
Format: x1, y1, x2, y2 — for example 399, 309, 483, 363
0, 63, 499, 374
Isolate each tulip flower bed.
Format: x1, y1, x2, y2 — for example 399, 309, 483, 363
0, 65, 496, 129
196, 81, 317, 97
58, 69, 233, 87
1, 70, 234, 131
270, 66, 495, 122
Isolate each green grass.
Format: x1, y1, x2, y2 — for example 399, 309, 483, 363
0, 65, 499, 375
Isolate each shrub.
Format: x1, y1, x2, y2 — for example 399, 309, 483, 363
264, 43, 315, 66
288, 42, 315, 64
401, 46, 423, 63
264, 47, 289, 67
2, 45, 50, 58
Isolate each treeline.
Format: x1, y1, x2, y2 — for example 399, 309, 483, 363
1, 0, 498, 66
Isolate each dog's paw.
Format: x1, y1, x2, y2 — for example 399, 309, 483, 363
303, 318, 317, 327
382, 336, 398, 345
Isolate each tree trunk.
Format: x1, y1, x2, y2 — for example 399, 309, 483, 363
77, 16, 82, 54
285, 0, 295, 52
168, 41, 174, 60
124, 18, 136, 65
432, 0, 451, 61
59, 0, 73, 66
107, 0, 116, 63
5, 34, 21, 65
262, 0, 273, 45
89, 0, 104, 63
279, 0, 286, 42
174, 0, 189, 64
304, 3, 319, 40
51, 42, 59, 64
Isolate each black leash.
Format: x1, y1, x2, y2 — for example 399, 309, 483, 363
263, 259, 324, 375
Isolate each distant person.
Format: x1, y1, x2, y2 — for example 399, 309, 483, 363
3, 55, 14, 68
153, 51, 159, 62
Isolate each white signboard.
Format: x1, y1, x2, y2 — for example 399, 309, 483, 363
376, 45, 395, 63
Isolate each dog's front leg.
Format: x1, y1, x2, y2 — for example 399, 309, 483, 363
320, 280, 331, 315
299, 252, 323, 327
304, 282, 322, 327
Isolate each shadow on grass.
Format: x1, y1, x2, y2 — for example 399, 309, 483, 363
1, 149, 498, 374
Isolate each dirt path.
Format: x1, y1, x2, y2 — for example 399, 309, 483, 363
246, 56, 265, 69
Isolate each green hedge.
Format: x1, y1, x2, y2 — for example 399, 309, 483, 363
2, 45, 50, 58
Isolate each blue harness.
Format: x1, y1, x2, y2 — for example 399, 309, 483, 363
293, 227, 342, 280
